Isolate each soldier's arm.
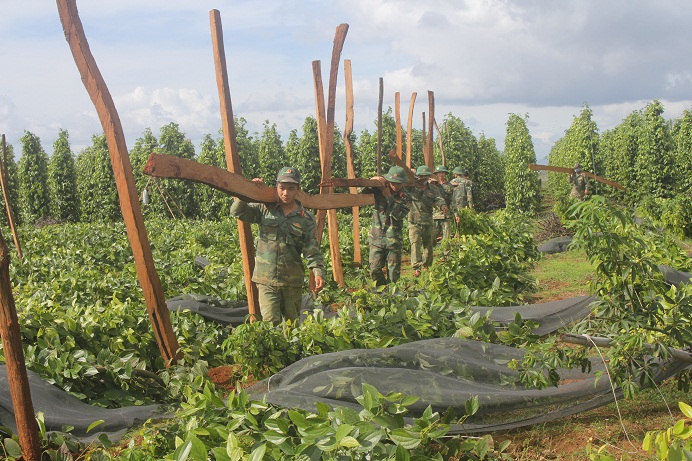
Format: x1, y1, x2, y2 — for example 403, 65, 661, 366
302, 219, 325, 280
229, 198, 263, 224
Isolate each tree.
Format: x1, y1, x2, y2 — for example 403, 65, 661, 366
287, 117, 322, 195
256, 121, 285, 183
18, 131, 51, 224
634, 100, 674, 200
75, 134, 120, 222
600, 111, 642, 199
48, 129, 78, 222
476, 134, 505, 210
671, 109, 692, 194
235, 117, 260, 180
156, 122, 198, 218
504, 114, 539, 215
437, 113, 479, 176
0, 143, 20, 227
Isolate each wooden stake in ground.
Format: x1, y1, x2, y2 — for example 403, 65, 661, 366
0, 135, 22, 259
209, 9, 259, 320
0, 230, 41, 461
421, 112, 427, 167
406, 93, 416, 169
377, 77, 383, 176
433, 118, 445, 167
57, 0, 181, 365
426, 91, 435, 170
395, 92, 402, 159
343, 59, 362, 266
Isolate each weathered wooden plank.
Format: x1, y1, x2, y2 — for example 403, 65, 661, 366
0, 135, 22, 259
426, 91, 435, 170
406, 92, 416, 169
377, 77, 383, 175
143, 154, 375, 209
395, 92, 402, 159
209, 9, 259, 320
57, 0, 180, 365
528, 164, 626, 190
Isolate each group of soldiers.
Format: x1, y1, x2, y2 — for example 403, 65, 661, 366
363, 164, 474, 285
229, 164, 474, 324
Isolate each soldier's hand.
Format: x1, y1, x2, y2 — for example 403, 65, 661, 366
455, 215, 460, 223
313, 275, 325, 293
251, 177, 264, 185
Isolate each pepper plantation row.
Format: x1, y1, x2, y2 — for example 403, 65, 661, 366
0, 196, 690, 459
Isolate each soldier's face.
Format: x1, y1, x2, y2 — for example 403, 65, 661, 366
277, 182, 300, 205
436, 172, 446, 183
389, 182, 404, 193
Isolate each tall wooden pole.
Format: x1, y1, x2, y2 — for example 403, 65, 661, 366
426, 91, 435, 170
0, 232, 40, 460
377, 77, 383, 175
421, 112, 426, 168
395, 92, 402, 160
406, 93, 416, 169
209, 10, 259, 320
343, 60, 362, 266
0, 135, 22, 259
57, 0, 181, 364
433, 118, 445, 166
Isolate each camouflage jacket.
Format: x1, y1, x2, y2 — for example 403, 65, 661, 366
408, 182, 446, 225
450, 177, 473, 209
363, 186, 412, 248
432, 182, 454, 220
230, 199, 325, 287
569, 173, 588, 199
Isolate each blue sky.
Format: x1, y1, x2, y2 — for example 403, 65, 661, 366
2, 0, 692, 164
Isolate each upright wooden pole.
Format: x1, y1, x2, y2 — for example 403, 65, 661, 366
57, 0, 181, 364
343, 60, 361, 266
421, 112, 426, 168
0, 135, 22, 259
433, 118, 445, 166
209, 10, 259, 320
0, 232, 40, 460
377, 77, 383, 175
395, 92, 402, 160
426, 91, 435, 170
406, 93, 416, 169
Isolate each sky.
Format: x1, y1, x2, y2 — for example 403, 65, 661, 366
2, 1, 692, 165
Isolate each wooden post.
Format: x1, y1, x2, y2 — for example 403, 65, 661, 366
343, 60, 361, 266
377, 77, 383, 175
433, 118, 445, 166
395, 92, 402, 159
426, 91, 435, 170
0, 135, 22, 259
0, 232, 40, 460
57, 0, 181, 364
421, 112, 426, 168
406, 93, 416, 169
209, 10, 259, 320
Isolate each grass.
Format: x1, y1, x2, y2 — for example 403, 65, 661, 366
527, 249, 594, 302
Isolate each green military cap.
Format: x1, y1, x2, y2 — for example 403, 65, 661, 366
276, 166, 301, 184
383, 165, 407, 183
452, 166, 464, 175
416, 165, 433, 176
434, 165, 449, 173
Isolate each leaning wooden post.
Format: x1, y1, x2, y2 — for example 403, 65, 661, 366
343, 60, 362, 266
406, 93, 416, 168
0, 135, 22, 259
426, 91, 435, 170
57, 0, 181, 364
433, 118, 445, 166
0, 231, 41, 461
209, 10, 259, 320
395, 92, 402, 159
421, 112, 427, 167
377, 77, 383, 175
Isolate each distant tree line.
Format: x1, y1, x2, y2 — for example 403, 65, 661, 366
1, 110, 509, 227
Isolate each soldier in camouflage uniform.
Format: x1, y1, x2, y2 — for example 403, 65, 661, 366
408, 165, 448, 276
569, 163, 589, 200
230, 167, 325, 324
450, 167, 474, 225
362, 165, 412, 286
432, 165, 454, 242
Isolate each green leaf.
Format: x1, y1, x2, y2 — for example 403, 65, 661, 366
248, 443, 267, 461
389, 428, 421, 450
680, 402, 692, 418
3, 438, 22, 458
87, 419, 105, 433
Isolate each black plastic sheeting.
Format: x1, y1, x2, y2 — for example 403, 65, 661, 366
0, 368, 168, 442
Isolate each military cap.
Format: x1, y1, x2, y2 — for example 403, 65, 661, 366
452, 166, 464, 175
276, 166, 301, 184
434, 165, 449, 173
383, 165, 407, 183
416, 165, 433, 176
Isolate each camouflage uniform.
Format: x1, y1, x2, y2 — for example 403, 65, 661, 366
432, 180, 454, 242
450, 175, 474, 214
229, 198, 325, 323
408, 166, 447, 272
363, 168, 411, 286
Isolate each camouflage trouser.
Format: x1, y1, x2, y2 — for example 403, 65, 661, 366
256, 283, 303, 324
433, 219, 451, 242
369, 243, 402, 286
409, 223, 434, 270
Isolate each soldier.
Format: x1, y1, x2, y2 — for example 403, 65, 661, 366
362, 165, 412, 286
230, 167, 325, 324
408, 165, 448, 276
569, 163, 589, 200
451, 167, 474, 225
432, 165, 454, 242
